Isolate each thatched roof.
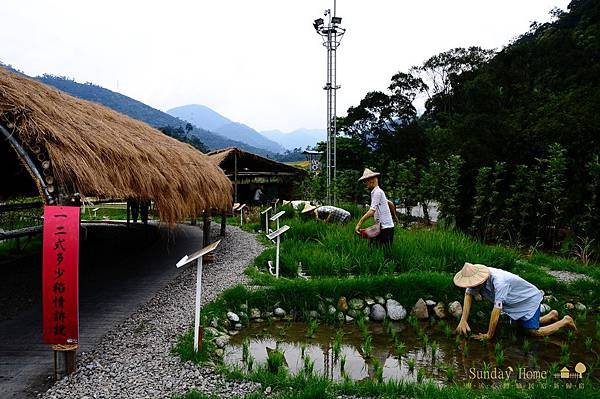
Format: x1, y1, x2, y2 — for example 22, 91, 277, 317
0, 67, 232, 222
209, 147, 306, 177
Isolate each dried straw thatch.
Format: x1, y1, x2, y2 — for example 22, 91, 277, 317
209, 147, 306, 176
0, 67, 232, 223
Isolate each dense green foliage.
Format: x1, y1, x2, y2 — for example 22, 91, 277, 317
326, 0, 600, 254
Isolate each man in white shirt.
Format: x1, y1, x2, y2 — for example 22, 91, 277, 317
454, 262, 577, 339
355, 168, 395, 246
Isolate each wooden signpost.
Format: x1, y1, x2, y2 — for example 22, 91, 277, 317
270, 210, 286, 231
42, 205, 80, 380
176, 240, 221, 352
266, 225, 290, 279
261, 206, 272, 233
236, 204, 247, 226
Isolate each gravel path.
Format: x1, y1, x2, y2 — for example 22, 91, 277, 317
41, 225, 265, 399
543, 268, 593, 283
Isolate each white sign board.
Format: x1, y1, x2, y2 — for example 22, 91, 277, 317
266, 225, 290, 240
175, 240, 221, 352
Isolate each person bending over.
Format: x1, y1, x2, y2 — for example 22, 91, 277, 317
454, 262, 576, 340
301, 203, 351, 224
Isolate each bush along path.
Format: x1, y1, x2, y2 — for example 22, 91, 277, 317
41, 225, 264, 399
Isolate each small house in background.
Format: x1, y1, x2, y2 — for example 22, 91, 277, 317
209, 147, 307, 204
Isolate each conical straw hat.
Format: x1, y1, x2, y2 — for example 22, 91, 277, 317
358, 168, 381, 181
301, 203, 318, 214
453, 262, 490, 288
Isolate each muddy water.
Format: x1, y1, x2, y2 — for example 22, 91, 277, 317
224, 317, 599, 385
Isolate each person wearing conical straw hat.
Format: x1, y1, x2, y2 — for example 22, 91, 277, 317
301, 203, 351, 224
454, 262, 577, 339
355, 168, 395, 246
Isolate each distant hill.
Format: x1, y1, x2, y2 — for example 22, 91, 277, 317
167, 104, 232, 132
214, 122, 286, 154
262, 128, 326, 150
31, 74, 275, 156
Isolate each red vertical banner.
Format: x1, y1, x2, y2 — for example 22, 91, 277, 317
42, 205, 80, 345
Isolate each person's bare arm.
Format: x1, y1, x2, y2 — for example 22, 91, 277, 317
455, 292, 473, 335
473, 307, 501, 340
355, 209, 375, 234
388, 200, 399, 224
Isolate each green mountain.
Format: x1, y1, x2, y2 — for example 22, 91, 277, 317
31, 74, 276, 156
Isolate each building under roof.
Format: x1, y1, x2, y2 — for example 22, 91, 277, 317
0, 67, 232, 223
208, 147, 306, 204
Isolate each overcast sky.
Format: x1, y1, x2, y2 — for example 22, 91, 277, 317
1, 0, 569, 132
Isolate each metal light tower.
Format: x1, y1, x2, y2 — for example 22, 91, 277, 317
313, 1, 346, 205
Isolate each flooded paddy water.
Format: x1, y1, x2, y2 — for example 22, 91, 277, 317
224, 317, 599, 386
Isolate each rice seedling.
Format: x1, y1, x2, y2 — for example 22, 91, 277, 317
343, 370, 351, 383
509, 333, 517, 344
340, 354, 346, 371
495, 349, 505, 367
267, 349, 286, 374
303, 354, 314, 376
560, 353, 570, 365
430, 341, 439, 359
390, 328, 398, 342
362, 334, 373, 359
543, 336, 550, 346
494, 342, 503, 357
306, 319, 319, 339
531, 354, 539, 369
417, 367, 426, 383
420, 333, 429, 348
373, 358, 384, 383
242, 338, 250, 362
585, 337, 593, 351
395, 341, 406, 358
247, 354, 254, 371
333, 338, 342, 360
383, 317, 391, 334
407, 357, 416, 371
462, 342, 469, 357
357, 317, 369, 339
522, 338, 531, 354
577, 311, 587, 322
443, 324, 453, 339
494, 343, 504, 367
407, 314, 418, 329
561, 342, 569, 357
454, 335, 462, 348
482, 361, 490, 374
445, 365, 456, 382
567, 330, 574, 343
300, 342, 306, 358
549, 362, 559, 378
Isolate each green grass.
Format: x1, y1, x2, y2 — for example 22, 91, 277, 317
178, 364, 596, 399
243, 214, 599, 307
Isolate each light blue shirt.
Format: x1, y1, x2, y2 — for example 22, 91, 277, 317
466, 267, 543, 321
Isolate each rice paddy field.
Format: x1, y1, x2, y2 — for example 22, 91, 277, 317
176, 203, 600, 398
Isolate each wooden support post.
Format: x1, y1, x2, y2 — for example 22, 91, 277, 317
203, 210, 211, 247
53, 346, 77, 380
220, 212, 226, 236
